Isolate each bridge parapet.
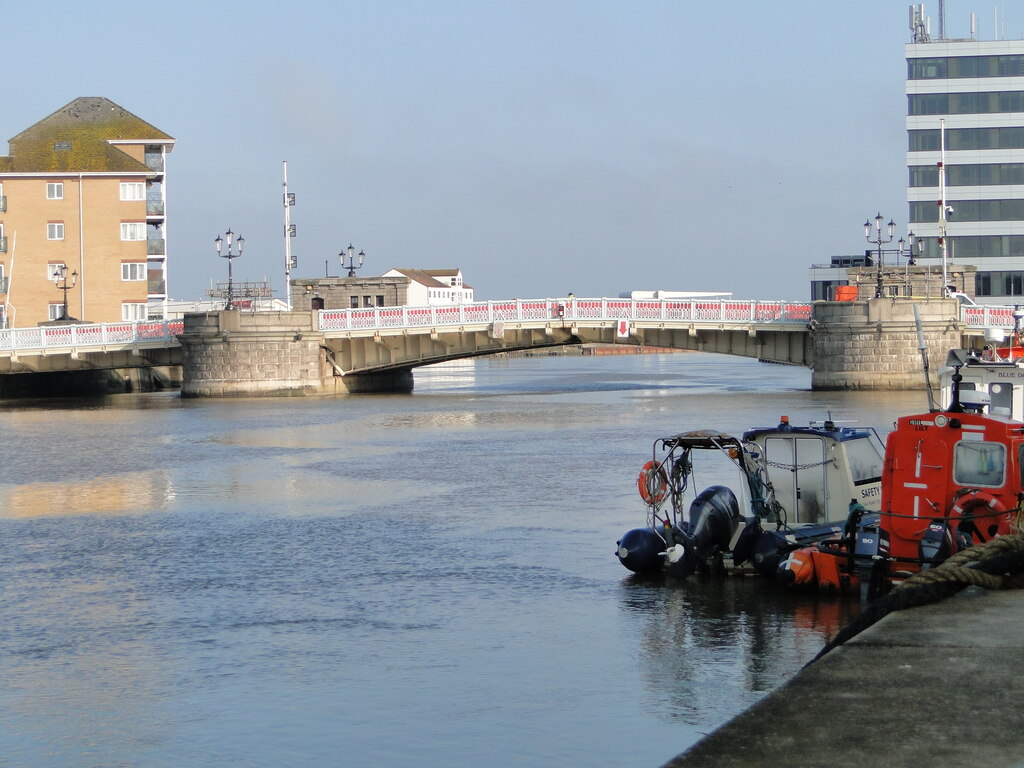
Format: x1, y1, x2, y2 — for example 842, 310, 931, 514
0, 320, 183, 351
319, 297, 814, 332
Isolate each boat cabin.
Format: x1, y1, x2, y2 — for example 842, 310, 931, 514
742, 418, 884, 525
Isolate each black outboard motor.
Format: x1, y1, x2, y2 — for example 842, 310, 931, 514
669, 485, 741, 578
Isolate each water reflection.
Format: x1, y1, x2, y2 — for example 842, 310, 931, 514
620, 575, 857, 724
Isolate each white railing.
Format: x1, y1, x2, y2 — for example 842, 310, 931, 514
0, 320, 184, 351
319, 298, 814, 332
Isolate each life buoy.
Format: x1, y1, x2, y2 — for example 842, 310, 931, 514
950, 489, 1011, 541
637, 460, 669, 505
950, 489, 1007, 518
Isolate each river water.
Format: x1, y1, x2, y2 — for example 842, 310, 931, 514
0, 353, 925, 767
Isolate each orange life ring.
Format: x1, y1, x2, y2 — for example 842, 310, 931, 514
637, 460, 669, 505
950, 489, 1007, 519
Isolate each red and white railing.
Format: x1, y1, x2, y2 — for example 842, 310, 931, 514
0, 320, 184, 351
319, 298, 814, 332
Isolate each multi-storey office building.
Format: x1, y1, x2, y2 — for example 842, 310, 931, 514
907, 19, 1024, 303
0, 97, 174, 327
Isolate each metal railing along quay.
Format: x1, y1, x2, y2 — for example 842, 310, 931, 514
0, 320, 184, 352
319, 298, 815, 332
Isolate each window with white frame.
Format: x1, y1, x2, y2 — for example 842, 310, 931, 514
48, 304, 64, 320
47, 222, 64, 240
120, 222, 145, 241
122, 302, 147, 321
121, 262, 147, 281
46, 263, 66, 280
120, 182, 145, 201
46, 182, 63, 200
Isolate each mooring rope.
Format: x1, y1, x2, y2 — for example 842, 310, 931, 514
808, 533, 1024, 665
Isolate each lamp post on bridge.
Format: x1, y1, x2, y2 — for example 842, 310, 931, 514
864, 213, 909, 299
54, 263, 78, 321
340, 244, 365, 277
214, 229, 244, 309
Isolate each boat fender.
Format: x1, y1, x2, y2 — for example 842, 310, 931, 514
777, 546, 817, 587
637, 460, 669, 505
616, 528, 666, 574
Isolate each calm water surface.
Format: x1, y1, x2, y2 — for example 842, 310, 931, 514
0, 353, 925, 767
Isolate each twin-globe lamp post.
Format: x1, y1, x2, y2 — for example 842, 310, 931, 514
340, 243, 365, 277
864, 212, 917, 299
214, 229, 244, 309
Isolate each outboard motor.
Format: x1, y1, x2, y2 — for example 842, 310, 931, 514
670, 485, 741, 578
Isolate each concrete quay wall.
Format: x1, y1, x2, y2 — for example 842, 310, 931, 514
661, 587, 1024, 768
811, 298, 961, 390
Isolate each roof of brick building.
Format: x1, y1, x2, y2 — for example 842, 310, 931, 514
0, 97, 174, 173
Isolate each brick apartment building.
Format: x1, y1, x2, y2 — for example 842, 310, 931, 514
0, 97, 174, 328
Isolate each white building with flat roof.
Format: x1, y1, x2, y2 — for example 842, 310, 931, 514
906, 4, 1024, 304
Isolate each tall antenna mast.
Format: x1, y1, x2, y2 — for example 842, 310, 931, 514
282, 161, 296, 311
938, 118, 949, 293
938, 0, 945, 39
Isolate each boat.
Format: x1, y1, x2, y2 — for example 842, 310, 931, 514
938, 343, 1024, 420
615, 416, 886, 590
617, 349, 1024, 598
877, 349, 1022, 582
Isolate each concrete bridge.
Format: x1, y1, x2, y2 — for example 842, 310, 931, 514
0, 298, 1018, 395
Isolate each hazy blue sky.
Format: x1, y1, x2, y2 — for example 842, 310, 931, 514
4, 1, 1012, 302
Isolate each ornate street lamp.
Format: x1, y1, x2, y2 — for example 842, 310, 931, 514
54, 263, 78, 321
864, 213, 917, 300
214, 229, 244, 309
340, 244, 365, 277
865, 213, 895, 299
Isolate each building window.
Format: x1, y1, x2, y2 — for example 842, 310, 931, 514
909, 91, 1024, 116
47, 222, 64, 240
376, 295, 385, 306
350, 296, 359, 308
363, 295, 373, 307
121, 302, 147, 321
121, 262, 147, 281
120, 222, 145, 241
120, 182, 145, 201
46, 264, 65, 280
46, 183, 63, 200
48, 303, 65, 320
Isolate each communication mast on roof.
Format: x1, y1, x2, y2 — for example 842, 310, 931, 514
910, 4, 931, 42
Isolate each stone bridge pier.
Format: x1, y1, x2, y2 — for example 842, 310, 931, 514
178, 310, 413, 397
810, 297, 961, 390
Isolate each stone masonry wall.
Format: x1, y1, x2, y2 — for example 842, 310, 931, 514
811, 298, 960, 390
178, 310, 334, 397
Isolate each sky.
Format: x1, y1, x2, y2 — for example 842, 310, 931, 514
3, 1, 1015, 303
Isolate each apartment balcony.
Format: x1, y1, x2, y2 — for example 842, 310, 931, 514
147, 277, 166, 296
147, 239, 165, 256
144, 154, 164, 172
147, 200, 165, 216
